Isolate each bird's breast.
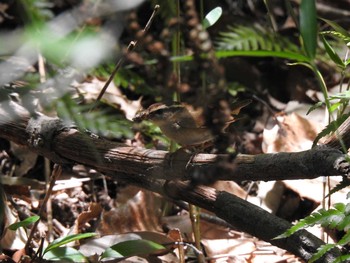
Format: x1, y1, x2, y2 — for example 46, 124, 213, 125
159, 123, 213, 146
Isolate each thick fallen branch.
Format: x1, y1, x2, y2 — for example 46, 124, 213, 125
0, 102, 349, 182
0, 101, 348, 262
112, 175, 341, 262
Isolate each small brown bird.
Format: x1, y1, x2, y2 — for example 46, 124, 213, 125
133, 101, 250, 147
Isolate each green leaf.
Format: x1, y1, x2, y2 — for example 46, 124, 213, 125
321, 35, 345, 69
312, 113, 350, 147
336, 228, 350, 246
329, 102, 342, 113
300, 0, 317, 59
320, 18, 350, 39
43, 247, 88, 262
215, 50, 309, 62
275, 207, 344, 239
334, 254, 350, 263
54, 95, 133, 139
8, 215, 40, 231
326, 178, 350, 198
338, 215, 350, 232
307, 101, 324, 115
203, 7, 222, 29
309, 244, 336, 263
329, 90, 350, 100
101, 239, 166, 260
43, 233, 96, 255
217, 25, 301, 54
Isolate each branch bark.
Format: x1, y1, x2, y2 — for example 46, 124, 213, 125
0, 102, 348, 262
0, 102, 349, 182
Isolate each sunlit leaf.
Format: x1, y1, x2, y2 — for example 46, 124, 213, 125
101, 239, 166, 260
44, 233, 96, 255
8, 215, 40, 231
43, 247, 88, 262
203, 7, 222, 29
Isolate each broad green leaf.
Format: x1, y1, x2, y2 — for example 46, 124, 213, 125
300, 0, 317, 59
329, 102, 342, 113
321, 35, 345, 69
203, 7, 222, 29
101, 239, 166, 260
43, 233, 96, 255
43, 247, 87, 262
8, 215, 40, 231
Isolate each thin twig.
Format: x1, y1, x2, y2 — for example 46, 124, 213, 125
90, 4, 160, 112
24, 164, 62, 254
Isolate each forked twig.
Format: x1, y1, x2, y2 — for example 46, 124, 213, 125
90, 4, 160, 112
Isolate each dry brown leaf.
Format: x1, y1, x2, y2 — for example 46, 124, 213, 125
262, 112, 321, 153
98, 190, 162, 235
74, 77, 141, 120
76, 202, 103, 231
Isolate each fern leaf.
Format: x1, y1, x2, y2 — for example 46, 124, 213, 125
275, 207, 345, 239
333, 254, 350, 263
274, 209, 328, 239
307, 101, 324, 115
329, 90, 350, 100
340, 215, 350, 232
337, 229, 350, 246
312, 113, 350, 147
216, 25, 300, 54
326, 178, 350, 198
55, 95, 133, 139
309, 243, 336, 263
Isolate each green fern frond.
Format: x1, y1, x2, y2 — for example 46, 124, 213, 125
275, 206, 347, 239
307, 101, 325, 115
326, 178, 350, 199
216, 25, 300, 53
321, 31, 350, 44
312, 113, 350, 147
338, 227, 350, 246
334, 254, 350, 263
309, 243, 337, 263
55, 95, 133, 139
